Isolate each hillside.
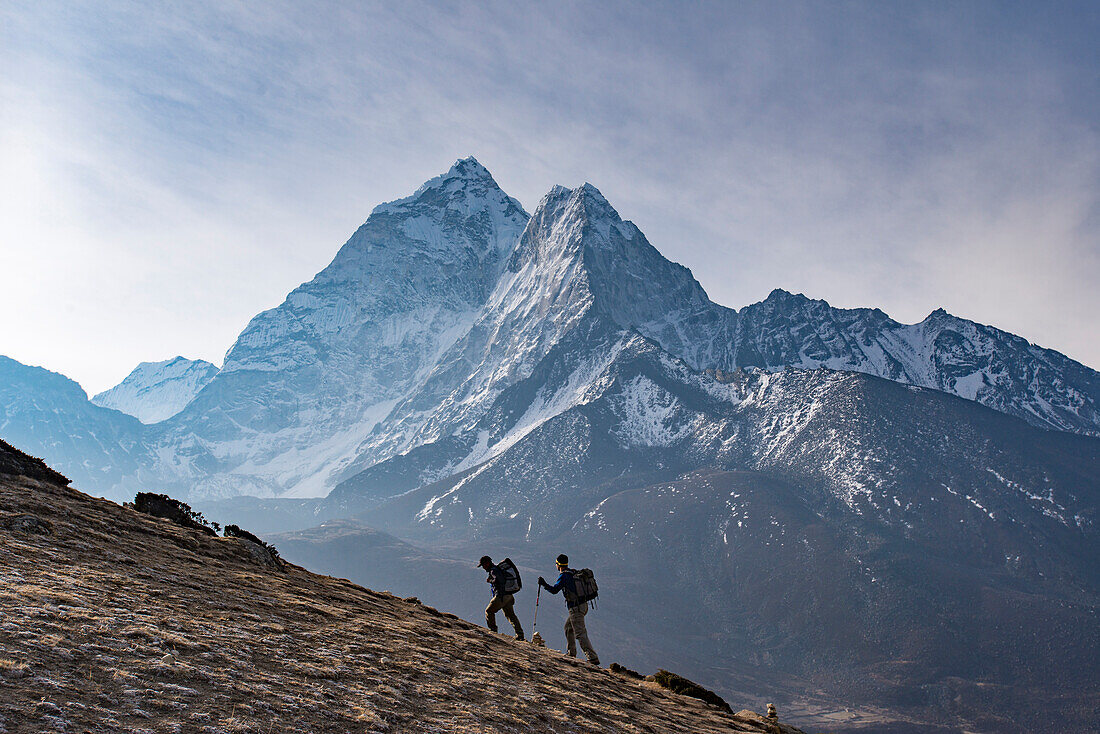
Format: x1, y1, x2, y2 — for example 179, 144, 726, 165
0, 444, 805, 734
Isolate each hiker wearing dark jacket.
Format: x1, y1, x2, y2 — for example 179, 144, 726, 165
478, 555, 524, 640
537, 553, 599, 665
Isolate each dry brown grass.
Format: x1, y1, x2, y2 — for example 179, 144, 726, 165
0, 657, 29, 680
0, 474, 803, 733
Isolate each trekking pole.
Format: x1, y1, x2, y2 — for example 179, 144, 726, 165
533, 585, 541, 630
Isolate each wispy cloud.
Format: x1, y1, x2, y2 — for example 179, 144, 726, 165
2, 0, 1098, 392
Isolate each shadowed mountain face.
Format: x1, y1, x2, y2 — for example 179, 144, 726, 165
320, 339, 1099, 731
0, 357, 153, 499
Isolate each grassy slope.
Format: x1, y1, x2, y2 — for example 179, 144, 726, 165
0, 471, 804, 734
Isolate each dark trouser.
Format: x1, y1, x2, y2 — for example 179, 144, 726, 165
565, 603, 598, 664
486, 594, 524, 639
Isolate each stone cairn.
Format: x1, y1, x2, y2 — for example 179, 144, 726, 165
766, 703, 780, 733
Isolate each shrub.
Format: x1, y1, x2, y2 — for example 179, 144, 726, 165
224, 524, 280, 561
609, 663, 644, 680
133, 493, 216, 536
652, 669, 732, 714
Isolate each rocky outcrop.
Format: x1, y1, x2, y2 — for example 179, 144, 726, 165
0, 513, 52, 535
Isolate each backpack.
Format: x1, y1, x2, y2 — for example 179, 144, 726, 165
565, 568, 598, 607
497, 558, 522, 595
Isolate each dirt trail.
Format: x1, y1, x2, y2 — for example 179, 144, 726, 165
0, 472, 804, 733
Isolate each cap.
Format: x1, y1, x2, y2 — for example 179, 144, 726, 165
477, 555, 492, 568
555, 553, 569, 566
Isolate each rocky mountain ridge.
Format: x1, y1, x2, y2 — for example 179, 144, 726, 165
730, 289, 1099, 436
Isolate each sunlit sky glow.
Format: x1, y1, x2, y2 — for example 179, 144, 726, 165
2, 1, 1098, 394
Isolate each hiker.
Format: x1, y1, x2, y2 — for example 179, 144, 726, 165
478, 555, 524, 640
537, 553, 600, 665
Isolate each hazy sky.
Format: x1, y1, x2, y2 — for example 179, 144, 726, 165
3, 1, 1098, 394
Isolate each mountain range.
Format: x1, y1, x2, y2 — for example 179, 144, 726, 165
2, 157, 1098, 731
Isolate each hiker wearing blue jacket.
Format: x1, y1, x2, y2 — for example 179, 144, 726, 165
478, 555, 524, 640
537, 553, 600, 665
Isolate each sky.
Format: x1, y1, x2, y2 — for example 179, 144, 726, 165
2, 1, 1098, 394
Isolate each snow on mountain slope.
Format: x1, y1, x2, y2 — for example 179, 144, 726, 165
91, 356, 219, 424
344, 179, 1098, 494
329, 332, 733, 528
341, 183, 740, 476
151, 157, 530, 499
731, 289, 1100, 435
336, 326, 1098, 556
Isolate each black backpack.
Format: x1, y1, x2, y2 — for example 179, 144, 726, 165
565, 568, 598, 607
497, 558, 522, 595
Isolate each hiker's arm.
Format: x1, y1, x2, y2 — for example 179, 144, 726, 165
488, 568, 502, 594
538, 574, 566, 594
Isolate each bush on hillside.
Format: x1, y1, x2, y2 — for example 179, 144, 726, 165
609, 663, 645, 680
132, 493, 216, 536
224, 524, 280, 561
652, 669, 732, 714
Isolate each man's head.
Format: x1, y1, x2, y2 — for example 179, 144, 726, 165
555, 553, 569, 569
477, 555, 493, 570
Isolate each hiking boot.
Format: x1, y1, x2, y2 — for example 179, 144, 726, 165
515, 634, 525, 642
587, 658, 601, 667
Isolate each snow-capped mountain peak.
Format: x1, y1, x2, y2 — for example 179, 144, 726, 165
344, 181, 735, 468
512, 182, 637, 261
91, 356, 218, 424
146, 160, 531, 498
420, 155, 496, 189
367, 157, 525, 258
221, 159, 529, 374
382, 157, 497, 205
507, 182, 737, 370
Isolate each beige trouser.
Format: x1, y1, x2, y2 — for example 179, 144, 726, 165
564, 604, 599, 664
485, 594, 524, 638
